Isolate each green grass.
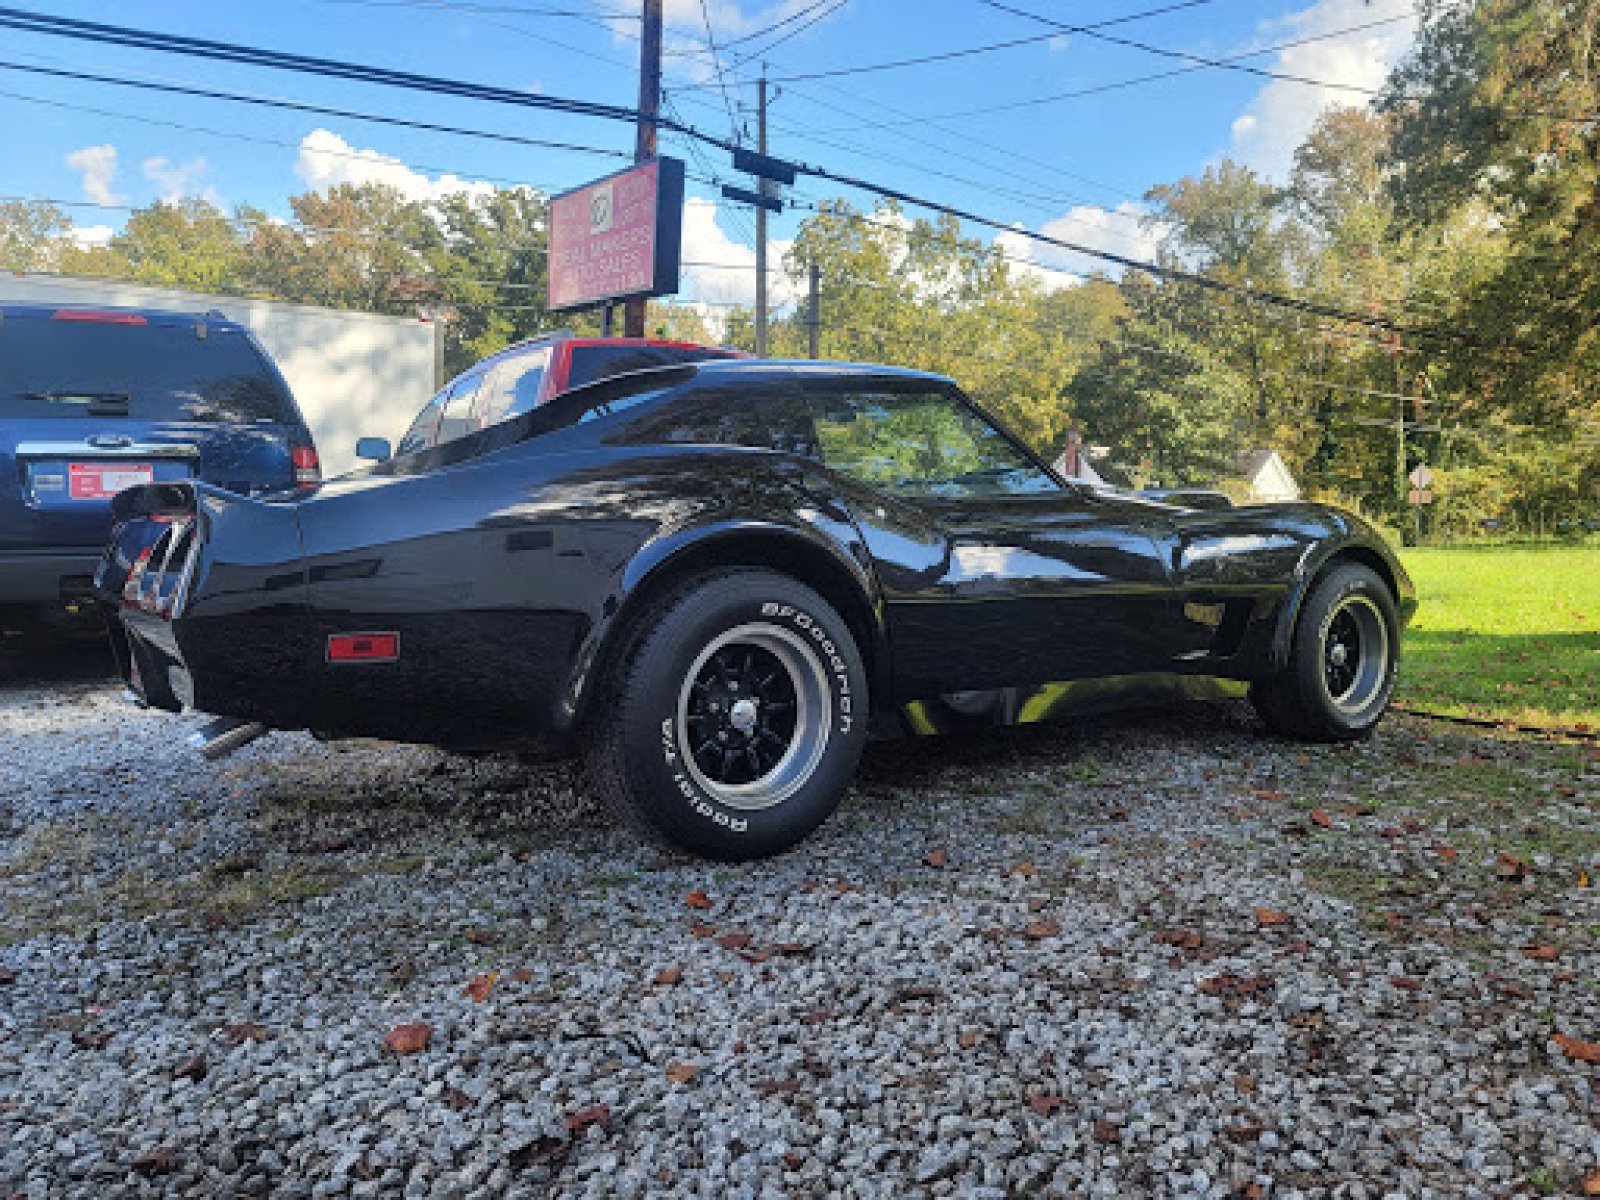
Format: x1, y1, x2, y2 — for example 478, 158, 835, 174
1398, 544, 1600, 728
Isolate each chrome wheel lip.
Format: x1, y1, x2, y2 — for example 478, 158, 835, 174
1320, 593, 1390, 716
676, 622, 832, 812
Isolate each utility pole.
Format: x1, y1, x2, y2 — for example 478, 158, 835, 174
624, 0, 662, 339
806, 262, 820, 359
754, 72, 770, 357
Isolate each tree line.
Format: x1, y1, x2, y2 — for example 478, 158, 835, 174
3, 0, 1597, 537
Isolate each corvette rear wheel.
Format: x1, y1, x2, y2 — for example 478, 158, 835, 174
1251, 562, 1398, 743
582, 569, 867, 861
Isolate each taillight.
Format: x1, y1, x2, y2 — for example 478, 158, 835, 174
292, 444, 321, 486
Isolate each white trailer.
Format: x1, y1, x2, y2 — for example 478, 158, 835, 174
0, 273, 441, 477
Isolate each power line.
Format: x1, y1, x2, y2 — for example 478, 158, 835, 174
818, 13, 1415, 134
725, 0, 849, 68
0, 6, 1466, 339
683, 0, 1210, 86
0, 58, 638, 162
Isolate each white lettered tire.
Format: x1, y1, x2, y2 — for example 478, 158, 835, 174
582, 569, 868, 860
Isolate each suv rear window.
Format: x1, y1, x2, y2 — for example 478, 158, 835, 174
0, 316, 298, 423
566, 344, 737, 391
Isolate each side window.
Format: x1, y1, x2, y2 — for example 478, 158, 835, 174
434, 370, 486, 447
607, 384, 801, 450
396, 387, 449, 456
809, 389, 1060, 499
475, 349, 550, 430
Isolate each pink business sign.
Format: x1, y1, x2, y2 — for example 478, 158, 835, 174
547, 157, 684, 311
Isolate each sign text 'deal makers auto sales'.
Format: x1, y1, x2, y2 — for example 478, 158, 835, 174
547, 157, 685, 311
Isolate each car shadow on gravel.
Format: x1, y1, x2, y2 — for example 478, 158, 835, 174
0, 628, 117, 689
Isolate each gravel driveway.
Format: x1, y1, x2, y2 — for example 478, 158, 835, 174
2, 654, 1597, 1199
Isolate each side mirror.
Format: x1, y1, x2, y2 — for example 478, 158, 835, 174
355, 437, 392, 462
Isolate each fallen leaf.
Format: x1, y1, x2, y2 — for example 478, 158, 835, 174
171, 1054, 208, 1083
383, 1023, 433, 1056
1013, 861, 1037, 877
1156, 929, 1203, 951
0, 968, 16, 986
653, 966, 684, 985
957, 1030, 980, 1048
442, 1086, 474, 1112
132, 1147, 178, 1176
512, 968, 534, 984
1092, 1117, 1121, 1143
1309, 808, 1333, 829
223, 1022, 270, 1046
1251, 789, 1285, 803
1495, 853, 1531, 881
71, 1029, 111, 1050
1231, 1073, 1257, 1093
1580, 1167, 1600, 1196
1390, 976, 1423, 991
782, 1151, 804, 1169
924, 849, 948, 868
754, 1078, 802, 1096
1222, 1124, 1263, 1143
1235, 1183, 1264, 1200
1432, 844, 1459, 864
391, 960, 419, 984
508, 1134, 570, 1169
684, 888, 712, 910
1023, 919, 1061, 940
665, 1062, 701, 1084
307, 833, 351, 853
1552, 1033, 1600, 1063
1523, 945, 1561, 962
564, 1104, 610, 1135
689, 922, 716, 938
771, 942, 814, 957
716, 932, 753, 951
464, 927, 500, 946
1254, 907, 1291, 927
1027, 1094, 1065, 1117
891, 984, 943, 1004
464, 972, 498, 1002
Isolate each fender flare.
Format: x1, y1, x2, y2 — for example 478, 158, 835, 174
1266, 534, 1412, 674
559, 514, 891, 731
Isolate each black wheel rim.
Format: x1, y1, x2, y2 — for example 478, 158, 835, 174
674, 622, 832, 811
685, 642, 799, 785
1320, 594, 1390, 715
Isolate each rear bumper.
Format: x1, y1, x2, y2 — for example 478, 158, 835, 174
0, 549, 101, 606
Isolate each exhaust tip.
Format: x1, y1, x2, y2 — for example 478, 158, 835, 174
189, 716, 270, 761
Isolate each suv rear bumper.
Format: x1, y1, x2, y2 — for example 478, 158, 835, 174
0, 549, 101, 606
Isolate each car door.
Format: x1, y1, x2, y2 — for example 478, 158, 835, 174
806, 383, 1178, 698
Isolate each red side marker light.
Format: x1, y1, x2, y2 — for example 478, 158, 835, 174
327, 632, 399, 663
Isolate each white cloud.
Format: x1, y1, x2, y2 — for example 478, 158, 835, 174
142, 155, 218, 205
68, 224, 115, 250
66, 144, 121, 207
997, 202, 1167, 281
294, 129, 497, 203
1227, 0, 1417, 180
677, 194, 797, 310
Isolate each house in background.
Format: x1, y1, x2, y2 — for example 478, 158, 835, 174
1232, 448, 1301, 503
1050, 430, 1107, 484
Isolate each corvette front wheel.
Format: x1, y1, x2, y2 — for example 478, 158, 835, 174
582, 569, 868, 861
1252, 562, 1399, 743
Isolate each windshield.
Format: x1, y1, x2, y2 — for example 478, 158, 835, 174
0, 317, 299, 423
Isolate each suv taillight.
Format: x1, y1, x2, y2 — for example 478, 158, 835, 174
292, 444, 321, 486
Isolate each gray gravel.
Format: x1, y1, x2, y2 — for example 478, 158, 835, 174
2, 662, 1598, 1199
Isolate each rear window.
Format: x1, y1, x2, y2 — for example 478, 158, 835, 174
566, 345, 737, 392
0, 316, 298, 423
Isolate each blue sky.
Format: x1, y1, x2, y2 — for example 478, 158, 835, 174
0, 0, 1418, 308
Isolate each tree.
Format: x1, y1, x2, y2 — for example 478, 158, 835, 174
103, 199, 249, 292
0, 199, 70, 271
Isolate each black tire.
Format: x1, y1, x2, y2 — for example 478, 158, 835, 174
1251, 563, 1399, 743
581, 569, 868, 861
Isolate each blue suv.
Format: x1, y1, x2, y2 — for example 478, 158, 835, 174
1, 304, 319, 629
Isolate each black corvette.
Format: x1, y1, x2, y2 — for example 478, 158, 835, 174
99, 359, 1416, 860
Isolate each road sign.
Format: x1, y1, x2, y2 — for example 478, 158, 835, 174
1407, 488, 1434, 506
1407, 465, 1434, 489
732, 146, 797, 186
721, 184, 783, 214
